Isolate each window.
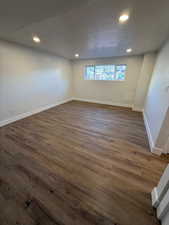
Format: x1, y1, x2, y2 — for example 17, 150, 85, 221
84, 64, 127, 81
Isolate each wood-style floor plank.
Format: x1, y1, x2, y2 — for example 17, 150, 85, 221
0, 100, 168, 225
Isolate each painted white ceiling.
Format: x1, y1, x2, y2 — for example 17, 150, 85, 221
1, 0, 169, 59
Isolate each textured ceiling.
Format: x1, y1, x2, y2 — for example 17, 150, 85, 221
1, 0, 169, 59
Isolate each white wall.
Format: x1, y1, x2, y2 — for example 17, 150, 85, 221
156, 108, 169, 152
0, 38, 159, 142
144, 39, 169, 152
72, 56, 143, 107
133, 53, 156, 111
0, 40, 73, 124
157, 185, 169, 225
164, 134, 169, 153
162, 211, 169, 225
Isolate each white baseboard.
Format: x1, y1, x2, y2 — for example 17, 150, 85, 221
143, 110, 163, 155
143, 110, 154, 150
0, 98, 73, 127
73, 97, 132, 108
153, 147, 163, 155
152, 187, 160, 208
157, 188, 169, 220
132, 107, 143, 112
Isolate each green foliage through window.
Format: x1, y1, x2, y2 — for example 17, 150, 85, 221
85, 64, 127, 81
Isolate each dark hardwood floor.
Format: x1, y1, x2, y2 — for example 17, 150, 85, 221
0, 100, 168, 225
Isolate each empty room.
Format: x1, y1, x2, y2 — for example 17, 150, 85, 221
1, 0, 169, 225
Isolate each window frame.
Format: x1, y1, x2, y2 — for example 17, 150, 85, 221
84, 64, 127, 81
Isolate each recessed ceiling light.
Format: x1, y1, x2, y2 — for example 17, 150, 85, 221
126, 48, 132, 53
119, 14, 129, 23
75, 54, 79, 58
33, 35, 40, 43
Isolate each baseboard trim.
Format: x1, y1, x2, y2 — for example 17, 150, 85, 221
152, 187, 160, 208
73, 97, 132, 108
143, 110, 154, 151
153, 147, 163, 155
157, 188, 169, 220
143, 111, 163, 155
132, 107, 143, 112
0, 98, 73, 127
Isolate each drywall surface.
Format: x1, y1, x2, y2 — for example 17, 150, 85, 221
0, 40, 73, 123
133, 52, 156, 111
156, 107, 169, 152
161, 206, 169, 225
72, 56, 143, 107
144, 39, 169, 147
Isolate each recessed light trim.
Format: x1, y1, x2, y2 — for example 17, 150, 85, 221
126, 48, 132, 53
33, 36, 40, 43
119, 14, 129, 23
75, 54, 79, 58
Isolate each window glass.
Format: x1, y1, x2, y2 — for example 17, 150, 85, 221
95, 65, 115, 80
85, 64, 127, 81
116, 65, 127, 81
85, 65, 95, 80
